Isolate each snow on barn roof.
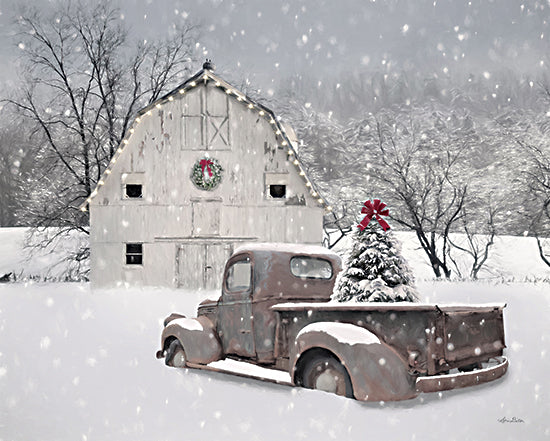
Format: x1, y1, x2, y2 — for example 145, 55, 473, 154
80, 61, 332, 212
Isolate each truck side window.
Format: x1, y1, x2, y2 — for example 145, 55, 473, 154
290, 256, 332, 280
226, 258, 252, 292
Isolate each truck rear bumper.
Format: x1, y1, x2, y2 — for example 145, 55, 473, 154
415, 357, 508, 394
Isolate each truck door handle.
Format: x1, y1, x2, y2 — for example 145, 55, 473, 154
239, 330, 251, 334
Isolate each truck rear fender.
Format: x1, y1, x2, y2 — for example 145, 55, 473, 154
162, 315, 223, 365
291, 322, 418, 402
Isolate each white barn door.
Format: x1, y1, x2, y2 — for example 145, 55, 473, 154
204, 243, 227, 290
177, 242, 229, 290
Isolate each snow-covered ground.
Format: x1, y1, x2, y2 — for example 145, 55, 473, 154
0, 228, 88, 282
0, 228, 549, 440
0, 282, 548, 441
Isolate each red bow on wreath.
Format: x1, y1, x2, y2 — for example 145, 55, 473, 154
358, 199, 391, 232
200, 159, 214, 178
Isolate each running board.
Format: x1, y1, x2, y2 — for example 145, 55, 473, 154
186, 359, 294, 387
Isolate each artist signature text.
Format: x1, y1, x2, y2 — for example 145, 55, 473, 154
498, 417, 524, 424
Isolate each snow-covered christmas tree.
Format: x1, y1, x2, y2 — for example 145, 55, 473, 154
333, 199, 418, 303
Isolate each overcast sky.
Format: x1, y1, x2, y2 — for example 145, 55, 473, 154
1, 0, 549, 93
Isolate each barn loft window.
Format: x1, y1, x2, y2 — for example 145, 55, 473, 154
269, 184, 286, 198
182, 86, 230, 151
265, 173, 288, 200
125, 243, 143, 265
125, 184, 143, 199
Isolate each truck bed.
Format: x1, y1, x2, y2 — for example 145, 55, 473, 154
273, 302, 506, 375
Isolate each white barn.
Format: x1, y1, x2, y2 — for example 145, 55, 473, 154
84, 62, 331, 289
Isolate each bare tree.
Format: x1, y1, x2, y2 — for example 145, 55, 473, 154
0, 129, 20, 226
525, 145, 550, 267
447, 199, 500, 279
529, 78, 550, 267
368, 109, 469, 278
535, 226, 550, 267
322, 202, 354, 249
0, 118, 35, 226
494, 104, 550, 267
3, 1, 199, 233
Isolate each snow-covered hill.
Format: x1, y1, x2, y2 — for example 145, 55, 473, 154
0, 281, 548, 441
0, 227, 548, 282
0, 228, 88, 282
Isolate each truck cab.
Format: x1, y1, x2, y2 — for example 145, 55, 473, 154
157, 243, 508, 402
197, 243, 341, 365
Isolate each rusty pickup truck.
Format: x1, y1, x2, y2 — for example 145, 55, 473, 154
156, 243, 508, 401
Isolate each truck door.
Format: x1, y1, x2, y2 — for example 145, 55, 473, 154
217, 256, 256, 358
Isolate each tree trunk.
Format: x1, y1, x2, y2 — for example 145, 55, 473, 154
536, 236, 550, 267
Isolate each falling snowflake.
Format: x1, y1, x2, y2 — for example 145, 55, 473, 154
40, 336, 51, 351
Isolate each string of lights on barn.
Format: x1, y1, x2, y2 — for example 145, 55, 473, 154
80, 62, 333, 213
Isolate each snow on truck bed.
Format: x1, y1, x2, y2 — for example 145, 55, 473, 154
296, 322, 381, 346
273, 302, 507, 311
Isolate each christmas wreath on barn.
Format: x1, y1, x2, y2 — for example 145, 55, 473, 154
191, 157, 224, 191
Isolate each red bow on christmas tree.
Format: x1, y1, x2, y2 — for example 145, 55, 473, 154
358, 199, 391, 232
200, 159, 214, 178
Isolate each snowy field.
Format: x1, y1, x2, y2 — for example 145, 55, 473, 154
0, 228, 549, 440
1, 282, 548, 441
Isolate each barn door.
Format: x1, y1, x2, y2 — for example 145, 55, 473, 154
177, 243, 230, 290
177, 244, 204, 289
204, 243, 227, 290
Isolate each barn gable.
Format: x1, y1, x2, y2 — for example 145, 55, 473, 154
85, 63, 331, 289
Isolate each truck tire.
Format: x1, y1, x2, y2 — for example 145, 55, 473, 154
165, 339, 187, 368
297, 349, 353, 398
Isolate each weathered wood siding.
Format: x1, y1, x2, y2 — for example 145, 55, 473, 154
90, 80, 323, 289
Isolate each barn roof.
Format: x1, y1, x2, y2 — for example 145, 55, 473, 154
80, 63, 332, 213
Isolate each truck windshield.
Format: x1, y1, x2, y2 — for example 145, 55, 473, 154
290, 256, 333, 280
226, 258, 252, 292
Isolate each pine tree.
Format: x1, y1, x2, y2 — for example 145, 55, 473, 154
333, 223, 418, 303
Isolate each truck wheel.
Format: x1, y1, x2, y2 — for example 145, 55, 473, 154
298, 350, 353, 398
165, 340, 187, 368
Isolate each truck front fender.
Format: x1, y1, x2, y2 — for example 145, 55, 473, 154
291, 322, 418, 402
161, 315, 223, 365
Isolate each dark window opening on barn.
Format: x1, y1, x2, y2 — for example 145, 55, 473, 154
126, 243, 143, 265
125, 184, 143, 198
269, 184, 286, 198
